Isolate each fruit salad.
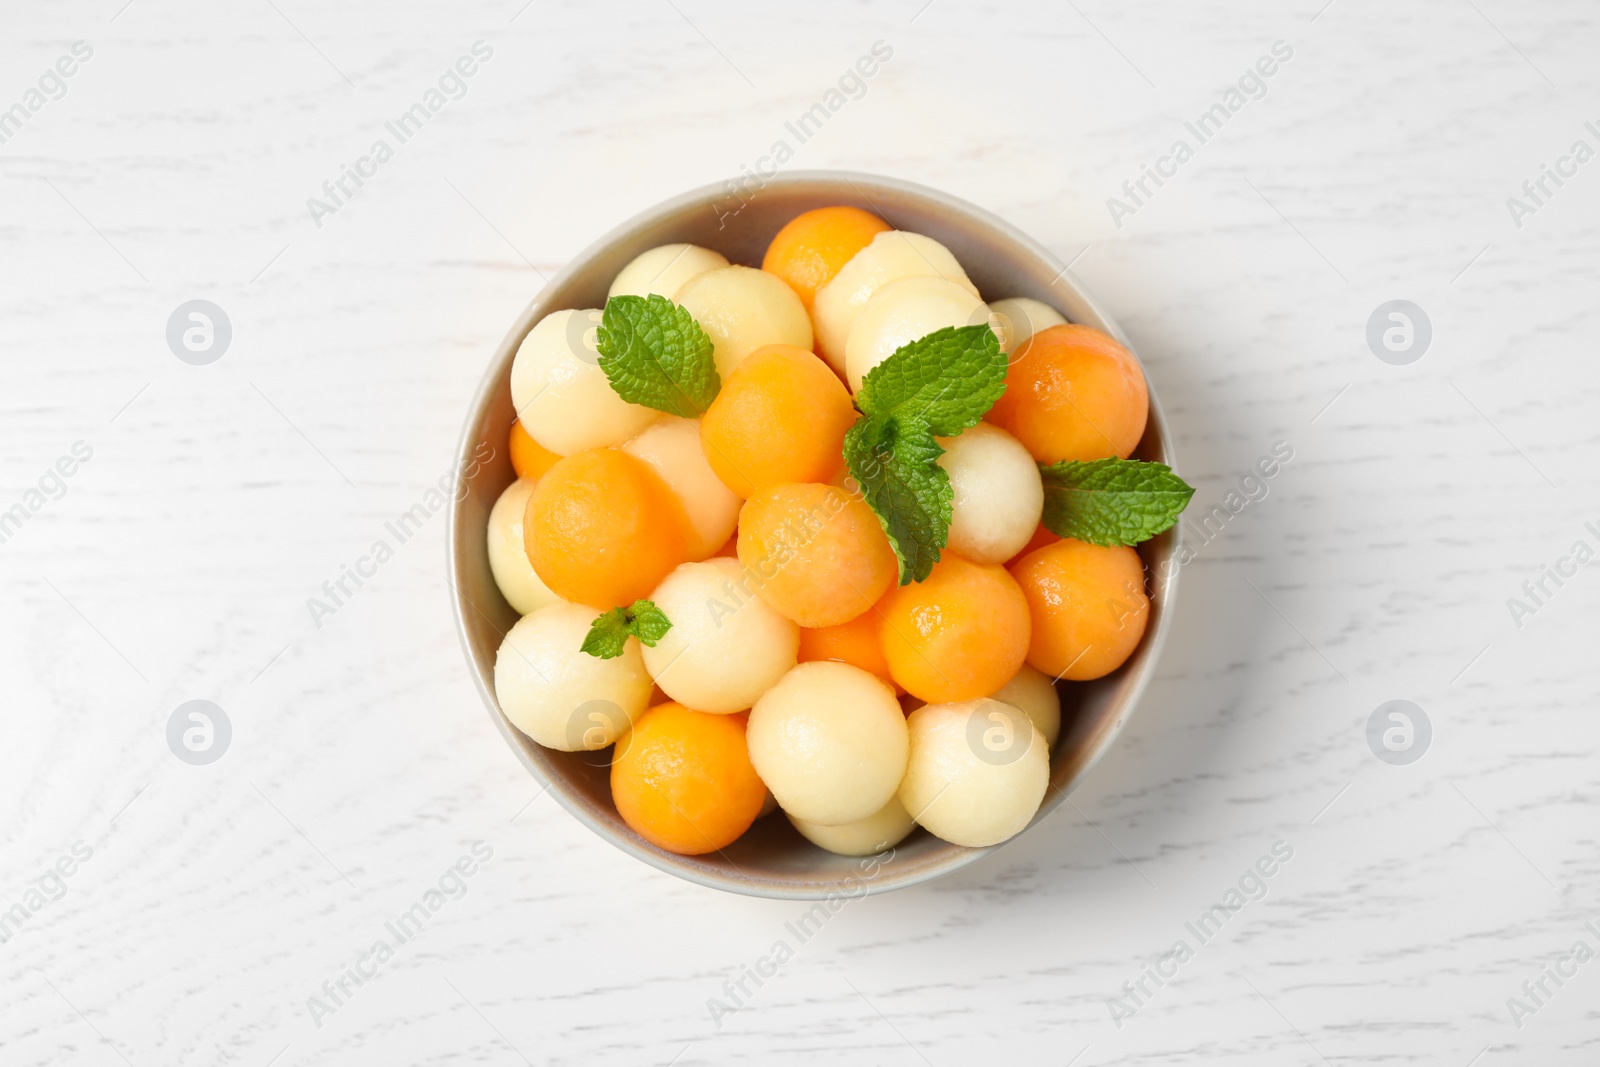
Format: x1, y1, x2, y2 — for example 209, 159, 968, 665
486, 205, 1193, 858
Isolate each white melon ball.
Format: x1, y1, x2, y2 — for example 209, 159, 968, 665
788, 795, 915, 856
486, 478, 560, 616
608, 243, 729, 300
989, 665, 1061, 749
934, 423, 1044, 563
813, 231, 978, 377
844, 276, 997, 393
493, 602, 652, 751
748, 661, 909, 826
674, 265, 812, 379
510, 309, 657, 455
620, 416, 739, 560
989, 297, 1066, 353
900, 699, 1050, 847
641, 557, 798, 714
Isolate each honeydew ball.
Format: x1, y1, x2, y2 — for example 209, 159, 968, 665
493, 602, 652, 751
989, 665, 1061, 749
641, 557, 798, 714
844, 275, 997, 393
620, 416, 739, 560
674, 265, 813, 379
747, 661, 908, 826
813, 231, 978, 376
608, 243, 729, 300
788, 795, 915, 856
900, 699, 1050, 847
486, 477, 560, 615
510, 309, 657, 455
989, 297, 1066, 353
935, 423, 1044, 564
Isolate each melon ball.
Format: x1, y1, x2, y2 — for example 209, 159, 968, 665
747, 661, 908, 826
989, 665, 1061, 749
641, 557, 798, 714
674, 265, 813, 379
789, 795, 915, 856
935, 423, 1044, 564
989, 297, 1066, 353
493, 602, 653, 751
900, 699, 1050, 847
845, 275, 997, 393
812, 231, 978, 376
608, 244, 729, 300
510, 309, 657, 455
486, 477, 560, 616
621, 416, 739, 560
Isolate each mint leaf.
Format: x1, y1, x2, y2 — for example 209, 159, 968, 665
845, 324, 1009, 584
844, 415, 951, 584
1039, 458, 1195, 546
856, 324, 1007, 436
595, 294, 720, 418
580, 599, 674, 659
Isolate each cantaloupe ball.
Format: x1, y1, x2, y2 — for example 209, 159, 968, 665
761, 206, 891, 311
620, 416, 739, 560
486, 478, 560, 615
788, 794, 915, 856
525, 449, 689, 610
987, 324, 1149, 464
1010, 539, 1148, 680
698, 344, 856, 498
798, 609, 897, 692
935, 423, 1044, 565
493, 602, 652, 751
509, 420, 561, 480
674, 265, 813, 379
879, 553, 1030, 704
812, 231, 978, 377
641, 557, 798, 714
990, 665, 1061, 749
900, 699, 1049, 847
989, 297, 1066, 353
510, 309, 658, 455
747, 661, 908, 826
608, 244, 729, 300
737, 483, 898, 628
844, 275, 998, 393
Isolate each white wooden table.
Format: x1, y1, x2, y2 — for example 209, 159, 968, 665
4, 1, 1598, 1063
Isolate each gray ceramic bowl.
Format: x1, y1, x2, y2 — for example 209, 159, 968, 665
448, 171, 1179, 899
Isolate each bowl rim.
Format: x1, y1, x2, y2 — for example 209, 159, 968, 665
447, 170, 1180, 899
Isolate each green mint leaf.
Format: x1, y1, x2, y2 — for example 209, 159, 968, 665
843, 413, 952, 585
580, 599, 674, 659
856, 324, 1007, 436
595, 294, 720, 418
1039, 458, 1195, 546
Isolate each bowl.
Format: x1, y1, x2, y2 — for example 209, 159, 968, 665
447, 171, 1180, 899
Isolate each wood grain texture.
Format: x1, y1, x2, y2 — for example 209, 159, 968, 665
2, 0, 1598, 1063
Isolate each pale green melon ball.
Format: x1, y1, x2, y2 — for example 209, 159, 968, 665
989, 297, 1066, 352
989, 664, 1061, 749
493, 602, 652, 751
935, 423, 1044, 564
788, 795, 915, 856
509, 309, 656, 455
608, 243, 729, 300
844, 275, 996, 393
748, 661, 908, 826
900, 698, 1049, 847
674, 265, 812, 379
486, 477, 561, 615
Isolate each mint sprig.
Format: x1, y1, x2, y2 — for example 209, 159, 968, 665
1039, 458, 1194, 546
595, 294, 720, 417
580, 599, 673, 659
843, 325, 1008, 584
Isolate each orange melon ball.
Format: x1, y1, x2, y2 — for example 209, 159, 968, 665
878, 553, 1030, 703
698, 344, 855, 498
1010, 538, 1148, 681
986, 324, 1149, 464
1009, 523, 1062, 566
761, 205, 891, 311
797, 610, 898, 691
737, 483, 897, 627
610, 702, 767, 855
509, 420, 561, 480
524, 448, 688, 609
